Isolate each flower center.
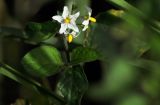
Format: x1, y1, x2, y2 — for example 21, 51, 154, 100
64, 17, 71, 24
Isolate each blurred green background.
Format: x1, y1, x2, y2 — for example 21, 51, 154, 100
0, 0, 160, 105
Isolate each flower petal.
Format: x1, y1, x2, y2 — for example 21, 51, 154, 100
82, 25, 88, 31
70, 12, 80, 21
52, 15, 63, 23
87, 7, 92, 17
59, 23, 67, 34
71, 31, 79, 38
62, 6, 69, 18
89, 12, 92, 17
68, 22, 79, 32
82, 20, 89, 26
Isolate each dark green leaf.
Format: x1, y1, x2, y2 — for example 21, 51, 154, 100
0, 27, 27, 38
96, 11, 122, 26
70, 47, 101, 65
88, 11, 124, 60
0, 63, 65, 104
25, 21, 59, 42
107, 0, 160, 32
21, 45, 63, 77
56, 66, 88, 105
0, 63, 40, 88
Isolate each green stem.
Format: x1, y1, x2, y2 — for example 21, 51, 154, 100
42, 77, 52, 90
62, 36, 71, 63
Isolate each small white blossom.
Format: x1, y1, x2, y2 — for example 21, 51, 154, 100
52, 6, 80, 34
82, 8, 96, 31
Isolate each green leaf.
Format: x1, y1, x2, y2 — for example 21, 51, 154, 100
25, 21, 59, 42
21, 45, 63, 77
0, 63, 65, 104
56, 66, 88, 105
70, 47, 101, 65
0, 63, 40, 88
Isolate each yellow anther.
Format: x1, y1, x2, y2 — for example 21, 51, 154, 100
64, 17, 71, 23
89, 17, 96, 23
67, 34, 73, 43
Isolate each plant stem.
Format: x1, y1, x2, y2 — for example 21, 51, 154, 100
62, 36, 70, 63
42, 77, 52, 90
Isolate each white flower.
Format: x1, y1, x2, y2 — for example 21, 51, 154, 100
52, 6, 80, 34
82, 8, 96, 31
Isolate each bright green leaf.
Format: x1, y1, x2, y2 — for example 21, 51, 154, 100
70, 47, 101, 65
21, 45, 63, 77
56, 66, 88, 105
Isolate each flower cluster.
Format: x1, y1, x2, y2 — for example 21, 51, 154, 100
52, 6, 96, 43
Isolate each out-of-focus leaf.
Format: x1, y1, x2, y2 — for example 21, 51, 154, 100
0, 63, 65, 104
70, 47, 101, 65
104, 59, 136, 96
88, 58, 137, 99
88, 12, 123, 59
0, 27, 27, 38
56, 66, 88, 105
0, 63, 36, 88
75, 0, 89, 15
108, 9, 124, 17
89, 11, 150, 59
66, 0, 89, 15
11, 98, 26, 105
122, 13, 144, 31
89, 23, 116, 59
25, 21, 59, 42
96, 11, 122, 25
107, 0, 160, 32
21, 45, 63, 77
107, 0, 145, 17
116, 93, 147, 105
151, 36, 160, 57
143, 77, 160, 97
